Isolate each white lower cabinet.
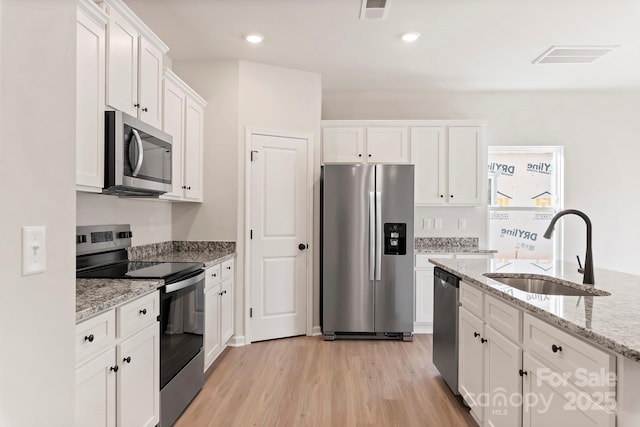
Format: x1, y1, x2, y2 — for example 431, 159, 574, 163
204, 258, 235, 370
75, 347, 116, 427
459, 306, 486, 424
523, 353, 614, 427
459, 283, 617, 427
75, 292, 159, 427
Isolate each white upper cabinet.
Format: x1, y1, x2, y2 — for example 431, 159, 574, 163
76, 1, 108, 193
322, 127, 364, 163
366, 127, 409, 163
161, 69, 207, 202
101, 0, 168, 126
411, 124, 485, 206
138, 37, 163, 128
183, 97, 204, 201
322, 121, 485, 205
410, 127, 445, 204
448, 126, 483, 205
322, 125, 408, 164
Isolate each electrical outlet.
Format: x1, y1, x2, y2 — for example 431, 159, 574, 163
435, 218, 443, 230
423, 218, 434, 230
458, 218, 467, 230
22, 226, 46, 276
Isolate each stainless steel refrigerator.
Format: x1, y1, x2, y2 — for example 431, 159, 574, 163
321, 164, 414, 341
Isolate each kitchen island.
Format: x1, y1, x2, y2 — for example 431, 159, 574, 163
430, 257, 640, 427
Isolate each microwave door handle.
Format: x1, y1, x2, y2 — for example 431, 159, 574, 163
129, 129, 144, 177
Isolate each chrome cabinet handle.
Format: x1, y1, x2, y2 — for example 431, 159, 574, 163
129, 129, 144, 177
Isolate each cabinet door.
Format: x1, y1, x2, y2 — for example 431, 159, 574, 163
484, 325, 523, 427
459, 307, 485, 423
117, 324, 159, 427
75, 348, 116, 427
410, 127, 446, 205
522, 353, 615, 427
183, 97, 204, 201
448, 126, 483, 205
161, 78, 186, 199
105, 9, 138, 116
414, 269, 434, 329
204, 285, 221, 370
366, 127, 409, 163
138, 37, 162, 128
76, 8, 106, 192
220, 278, 234, 345
322, 127, 365, 163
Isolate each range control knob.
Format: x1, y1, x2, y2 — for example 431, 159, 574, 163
118, 231, 133, 239
76, 235, 87, 244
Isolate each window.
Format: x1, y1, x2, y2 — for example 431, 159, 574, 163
487, 147, 564, 262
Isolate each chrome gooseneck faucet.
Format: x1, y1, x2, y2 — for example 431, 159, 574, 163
543, 209, 594, 285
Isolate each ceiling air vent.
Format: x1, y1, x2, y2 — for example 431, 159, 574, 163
360, 0, 392, 20
532, 45, 619, 64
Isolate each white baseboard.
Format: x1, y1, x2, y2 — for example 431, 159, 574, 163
311, 326, 322, 336
227, 335, 247, 347
414, 323, 433, 334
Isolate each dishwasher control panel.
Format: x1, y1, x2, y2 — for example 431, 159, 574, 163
383, 223, 406, 255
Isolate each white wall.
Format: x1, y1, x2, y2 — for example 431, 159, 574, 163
238, 61, 323, 335
171, 60, 240, 242
323, 90, 640, 274
0, 1, 76, 425
170, 59, 322, 340
76, 193, 173, 245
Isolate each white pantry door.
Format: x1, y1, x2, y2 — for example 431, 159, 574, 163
250, 133, 309, 342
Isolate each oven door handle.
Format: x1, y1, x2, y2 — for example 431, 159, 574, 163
129, 129, 144, 177
164, 271, 205, 293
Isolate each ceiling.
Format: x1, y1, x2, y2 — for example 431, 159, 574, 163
125, 0, 640, 91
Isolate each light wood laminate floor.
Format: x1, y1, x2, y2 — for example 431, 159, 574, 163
175, 334, 477, 427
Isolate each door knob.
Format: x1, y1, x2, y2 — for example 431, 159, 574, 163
298, 243, 308, 250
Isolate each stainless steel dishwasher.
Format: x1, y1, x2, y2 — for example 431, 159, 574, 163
432, 267, 461, 395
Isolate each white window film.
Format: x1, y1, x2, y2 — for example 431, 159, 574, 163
488, 147, 564, 261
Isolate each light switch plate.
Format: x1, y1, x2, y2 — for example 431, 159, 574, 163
458, 218, 467, 230
423, 218, 434, 230
22, 226, 46, 276
435, 218, 443, 230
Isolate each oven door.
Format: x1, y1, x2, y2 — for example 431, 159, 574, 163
159, 270, 205, 389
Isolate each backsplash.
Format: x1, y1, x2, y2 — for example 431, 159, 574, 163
415, 237, 479, 251
128, 241, 236, 259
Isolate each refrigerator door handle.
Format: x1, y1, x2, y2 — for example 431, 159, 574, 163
375, 191, 382, 280
369, 191, 376, 281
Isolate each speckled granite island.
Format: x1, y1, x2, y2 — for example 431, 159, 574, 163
75, 241, 236, 323
430, 257, 640, 361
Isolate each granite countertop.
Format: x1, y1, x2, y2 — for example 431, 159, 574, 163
76, 278, 163, 323
430, 258, 640, 361
415, 248, 497, 255
414, 237, 496, 255
129, 241, 236, 268
76, 241, 236, 324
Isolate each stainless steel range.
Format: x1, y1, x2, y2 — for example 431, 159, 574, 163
76, 224, 205, 427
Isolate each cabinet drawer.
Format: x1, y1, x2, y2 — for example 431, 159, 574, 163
523, 313, 615, 394
415, 254, 453, 268
484, 294, 522, 343
221, 258, 234, 280
117, 291, 159, 338
76, 309, 116, 365
205, 263, 221, 290
460, 281, 484, 318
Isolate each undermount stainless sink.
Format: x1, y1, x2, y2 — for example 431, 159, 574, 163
483, 273, 610, 296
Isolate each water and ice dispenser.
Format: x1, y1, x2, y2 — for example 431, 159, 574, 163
383, 223, 407, 255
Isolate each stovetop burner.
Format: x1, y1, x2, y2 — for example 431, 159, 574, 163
76, 260, 203, 281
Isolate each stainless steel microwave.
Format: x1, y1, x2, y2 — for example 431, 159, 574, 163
104, 111, 172, 197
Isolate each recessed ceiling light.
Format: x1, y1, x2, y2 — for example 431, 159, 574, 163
401, 32, 420, 43
245, 34, 264, 44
